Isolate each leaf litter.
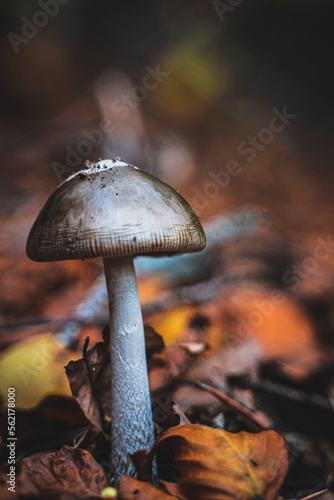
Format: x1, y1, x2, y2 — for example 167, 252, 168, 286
2, 221, 334, 498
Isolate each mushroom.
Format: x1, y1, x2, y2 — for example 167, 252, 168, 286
26, 159, 206, 483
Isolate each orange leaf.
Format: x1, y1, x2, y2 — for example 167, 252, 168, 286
133, 424, 289, 500
118, 476, 176, 499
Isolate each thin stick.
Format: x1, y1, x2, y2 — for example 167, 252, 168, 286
300, 489, 328, 500
195, 381, 269, 432
228, 376, 332, 410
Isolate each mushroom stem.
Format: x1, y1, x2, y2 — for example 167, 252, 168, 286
103, 255, 155, 484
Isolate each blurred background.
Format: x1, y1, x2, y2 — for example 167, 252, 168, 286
1, 0, 334, 228
1, 1, 334, 486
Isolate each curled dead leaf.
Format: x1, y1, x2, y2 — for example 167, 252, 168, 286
144, 324, 165, 359
65, 340, 111, 434
22, 445, 108, 499
118, 475, 176, 499
65, 325, 165, 435
0, 445, 108, 499
0, 462, 38, 500
132, 424, 289, 500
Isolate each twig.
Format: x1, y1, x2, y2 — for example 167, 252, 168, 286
227, 375, 332, 411
195, 381, 269, 432
300, 489, 328, 500
73, 427, 90, 448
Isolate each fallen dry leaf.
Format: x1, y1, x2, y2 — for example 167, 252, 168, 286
204, 285, 321, 380
65, 326, 200, 433
148, 305, 197, 344
133, 424, 289, 500
22, 445, 108, 499
152, 399, 191, 431
0, 462, 38, 500
65, 340, 110, 435
0, 334, 72, 409
65, 325, 165, 435
144, 324, 165, 359
149, 343, 200, 394
0, 445, 108, 500
118, 475, 176, 499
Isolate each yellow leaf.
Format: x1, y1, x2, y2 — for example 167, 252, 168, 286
149, 305, 196, 343
0, 334, 72, 409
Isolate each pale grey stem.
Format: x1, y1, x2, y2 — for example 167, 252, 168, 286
103, 256, 156, 484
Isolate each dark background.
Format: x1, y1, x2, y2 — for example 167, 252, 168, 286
1, 0, 334, 225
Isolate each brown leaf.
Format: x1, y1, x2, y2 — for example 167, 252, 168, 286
65, 325, 165, 434
133, 424, 289, 500
65, 340, 110, 434
145, 324, 165, 360
152, 399, 190, 431
0, 462, 38, 500
149, 344, 196, 394
65, 331, 194, 438
162, 480, 237, 500
22, 445, 108, 499
0, 446, 108, 499
118, 475, 176, 499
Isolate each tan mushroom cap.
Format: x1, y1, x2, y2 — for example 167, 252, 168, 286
26, 159, 206, 262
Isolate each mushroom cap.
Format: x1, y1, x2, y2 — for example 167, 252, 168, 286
26, 159, 206, 262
